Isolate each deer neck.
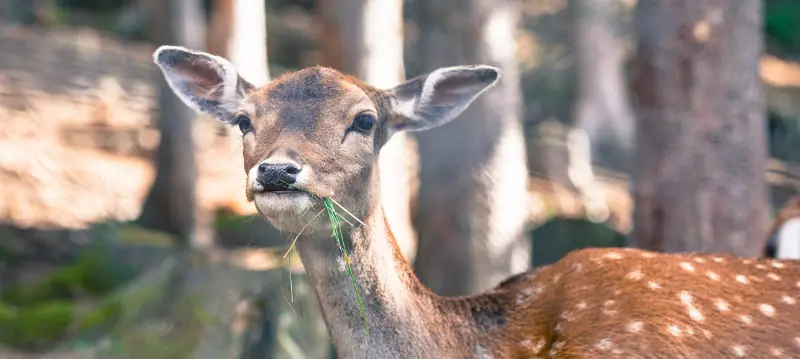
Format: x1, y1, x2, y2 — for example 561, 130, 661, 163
293, 185, 472, 357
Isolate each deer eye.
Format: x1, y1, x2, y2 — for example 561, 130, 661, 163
235, 115, 253, 134
350, 113, 376, 133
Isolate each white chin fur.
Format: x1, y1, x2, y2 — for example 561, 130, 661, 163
254, 192, 315, 215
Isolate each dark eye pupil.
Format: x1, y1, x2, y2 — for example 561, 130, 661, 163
353, 114, 375, 132
236, 116, 252, 133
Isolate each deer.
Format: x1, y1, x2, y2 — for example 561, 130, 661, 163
153, 45, 800, 359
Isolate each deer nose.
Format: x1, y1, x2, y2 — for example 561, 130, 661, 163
256, 162, 302, 191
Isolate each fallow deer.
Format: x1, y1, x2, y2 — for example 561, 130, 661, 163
153, 45, 800, 359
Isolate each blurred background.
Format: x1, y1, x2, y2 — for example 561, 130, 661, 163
0, 0, 798, 358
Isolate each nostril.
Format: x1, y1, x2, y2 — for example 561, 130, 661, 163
285, 164, 301, 175
258, 162, 269, 174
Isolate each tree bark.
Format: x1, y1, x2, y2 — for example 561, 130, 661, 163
315, 0, 420, 263
630, 0, 768, 256
408, 0, 530, 296
568, 0, 635, 222
137, 0, 206, 246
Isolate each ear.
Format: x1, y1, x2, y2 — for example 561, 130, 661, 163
153, 45, 255, 122
386, 65, 501, 132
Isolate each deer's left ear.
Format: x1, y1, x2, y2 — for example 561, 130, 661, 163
385, 65, 501, 133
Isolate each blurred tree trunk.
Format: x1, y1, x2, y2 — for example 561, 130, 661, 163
568, 0, 635, 222
315, 0, 420, 263
630, 0, 768, 256
208, 0, 270, 85
408, 0, 530, 296
138, 0, 206, 247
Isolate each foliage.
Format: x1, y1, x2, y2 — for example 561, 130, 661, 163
764, 0, 800, 54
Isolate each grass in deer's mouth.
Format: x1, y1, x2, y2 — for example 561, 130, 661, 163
278, 182, 370, 336
322, 197, 370, 337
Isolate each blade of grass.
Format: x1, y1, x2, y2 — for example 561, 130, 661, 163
283, 208, 326, 258
323, 198, 370, 336
327, 197, 366, 226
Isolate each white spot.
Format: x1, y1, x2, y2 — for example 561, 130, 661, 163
560, 311, 575, 322
647, 281, 661, 290
679, 291, 704, 322
626, 269, 644, 281
515, 293, 527, 305
771, 348, 785, 357
552, 341, 565, 350
743, 259, 753, 264
602, 299, 617, 315
572, 262, 583, 272
735, 275, 749, 284
759, 303, 776, 317
693, 257, 706, 263
714, 298, 730, 312
796, 281, 800, 288
680, 262, 696, 272
667, 325, 681, 336
575, 301, 588, 310
688, 308, 704, 322
712, 257, 724, 263
552, 273, 562, 283
738, 315, 753, 325
756, 264, 767, 270
679, 291, 694, 304
641, 252, 656, 258
782, 294, 796, 305
626, 321, 644, 332
768, 273, 782, 281
731, 345, 746, 357
595, 338, 613, 351
534, 284, 546, 294
520, 339, 546, 353
772, 261, 785, 269
794, 337, 800, 347
603, 252, 623, 260
702, 329, 713, 339
706, 271, 720, 281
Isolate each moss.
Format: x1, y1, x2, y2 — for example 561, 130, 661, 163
2, 248, 129, 306
74, 298, 123, 334
0, 301, 73, 351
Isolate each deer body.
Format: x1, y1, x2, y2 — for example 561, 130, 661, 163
153, 46, 800, 358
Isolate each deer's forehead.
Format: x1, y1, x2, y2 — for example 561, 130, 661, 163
250, 67, 371, 131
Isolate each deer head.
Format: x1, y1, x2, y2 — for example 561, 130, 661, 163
153, 45, 500, 234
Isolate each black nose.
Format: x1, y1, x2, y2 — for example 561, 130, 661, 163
257, 163, 302, 191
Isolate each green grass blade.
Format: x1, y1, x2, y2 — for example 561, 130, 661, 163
323, 198, 370, 337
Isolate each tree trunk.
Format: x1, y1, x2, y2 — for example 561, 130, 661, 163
568, 0, 635, 222
315, 0, 420, 263
137, 0, 206, 246
408, 0, 530, 296
630, 0, 768, 256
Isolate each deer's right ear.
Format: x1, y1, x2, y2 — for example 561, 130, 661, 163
153, 45, 254, 122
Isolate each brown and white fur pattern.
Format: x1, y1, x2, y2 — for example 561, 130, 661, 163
154, 45, 800, 359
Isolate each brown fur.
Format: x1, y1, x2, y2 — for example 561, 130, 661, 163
156, 50, 800, 358
243, 69, 800, 358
